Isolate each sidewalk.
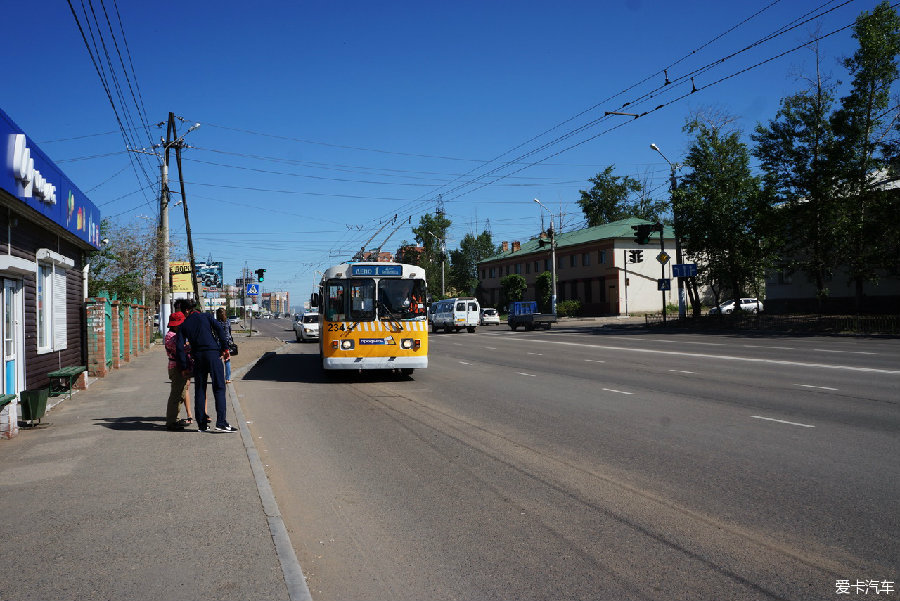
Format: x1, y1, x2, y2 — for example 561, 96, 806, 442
0, 334, 306, 601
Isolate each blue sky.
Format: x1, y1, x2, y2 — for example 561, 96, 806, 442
3, 1, 881, 307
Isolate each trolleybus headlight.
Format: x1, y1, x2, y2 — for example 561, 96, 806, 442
400, 338, 414, 349
341, 339, 354, 350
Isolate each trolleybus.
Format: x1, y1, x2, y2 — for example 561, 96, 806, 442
313, 262, 428, 374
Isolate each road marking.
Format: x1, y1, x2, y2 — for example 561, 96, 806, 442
584, 359, 605, 363
485, 347, 497, 350
751, 415, 815, 428
668, 369, 695, 374
526, 352, 543, 356
459, 361, 471, 366
797, 384, 838, 391
518, 372, 536, 377
521, 339, 900, 375
602, 388, 633, 395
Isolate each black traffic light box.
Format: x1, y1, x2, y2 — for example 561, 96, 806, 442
631, 224, 653, 245
255, 268, 266, 282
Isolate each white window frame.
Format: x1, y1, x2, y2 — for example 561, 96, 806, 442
35, 249, 73, 355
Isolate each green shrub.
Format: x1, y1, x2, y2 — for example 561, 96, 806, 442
556, 299, 583, 317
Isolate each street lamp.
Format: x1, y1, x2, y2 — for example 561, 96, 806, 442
427, 231, 445, 297
650, 143, 686, 319
533, 198, 557, 316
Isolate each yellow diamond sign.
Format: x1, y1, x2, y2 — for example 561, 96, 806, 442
657, 251, 670, 265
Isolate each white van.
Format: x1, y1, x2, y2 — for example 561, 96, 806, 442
430, 297, 480, 333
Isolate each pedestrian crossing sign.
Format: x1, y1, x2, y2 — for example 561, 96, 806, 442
246, 283, 259, 295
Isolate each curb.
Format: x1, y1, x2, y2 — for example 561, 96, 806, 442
229, 343, 313, 601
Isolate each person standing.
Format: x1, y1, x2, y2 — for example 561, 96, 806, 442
164, 311, 193, 430
215, 308, 234, 383
175, 300, 236, 433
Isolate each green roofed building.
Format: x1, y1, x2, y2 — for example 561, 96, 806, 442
477, 217, 678, 316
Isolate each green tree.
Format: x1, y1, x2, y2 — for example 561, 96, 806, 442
411, 212, 451, 298
578, 165, 669, 226
499, 274, 526, 310
88, 218, 165, 304
535, 271, 553, 313
676, 113, 772, 307
752, 44, 841, 311
830, 1, 900, 310
449, 230, 496, 295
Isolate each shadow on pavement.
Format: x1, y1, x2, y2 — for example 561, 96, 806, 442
94, 416, 166, 431
242, 352, 415, 384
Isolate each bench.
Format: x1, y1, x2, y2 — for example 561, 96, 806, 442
48, 366, 86, 402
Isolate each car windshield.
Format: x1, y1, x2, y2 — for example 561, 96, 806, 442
302, 314, 318, 323
484, 309, 496, 315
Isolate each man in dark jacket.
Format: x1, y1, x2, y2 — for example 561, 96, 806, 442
175, 299, 236, 433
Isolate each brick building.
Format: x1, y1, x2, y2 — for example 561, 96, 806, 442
477, 218, 677, 315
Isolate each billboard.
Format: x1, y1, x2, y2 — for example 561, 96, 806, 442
196, 261, 223, 291
169, 262, 193, 293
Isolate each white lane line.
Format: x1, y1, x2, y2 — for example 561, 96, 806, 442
603, 388, 633, 395
485, 347, 497, 350
797, 384, 838, 391
668, 369, 695, 374
751, 415, 815, 428
584, 359, 605, 363
518, 372, 536, 377
459, 361, 471, 366
519, 338, 900, 375
526, 352, 543, 356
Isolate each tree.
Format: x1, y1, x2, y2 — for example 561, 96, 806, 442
499, 274, 526, 310
449, 230, 496, 295
411, 212, 451, 298
535, 271, 553, 313
578, 165, 669, 226
676, 113, 772, 307
753, 42, 841, 312
830, 1, 900, 311
88, 218, 166, 304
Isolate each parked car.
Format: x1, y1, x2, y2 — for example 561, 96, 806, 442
480, 307, 500, 325
229, 315, 242, 324
709, 298, 764, 314
294, 312, 320, 342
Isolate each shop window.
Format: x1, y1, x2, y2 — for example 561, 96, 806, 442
37, 262, 67, 353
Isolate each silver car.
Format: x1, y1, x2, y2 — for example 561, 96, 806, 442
709, 298, 764, 314
480, 307, 500, 325
293, 312, 320, 342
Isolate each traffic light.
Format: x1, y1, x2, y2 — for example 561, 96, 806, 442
255, 268, 266, 282
632, 224, 653, 245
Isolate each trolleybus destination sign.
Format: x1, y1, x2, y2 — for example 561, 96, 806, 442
350, 265, 403, 277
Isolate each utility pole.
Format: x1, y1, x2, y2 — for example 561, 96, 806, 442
156, 112, 199, 333
534, 199, 557, 316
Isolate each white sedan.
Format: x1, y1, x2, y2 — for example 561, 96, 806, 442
293, 312, 320, 342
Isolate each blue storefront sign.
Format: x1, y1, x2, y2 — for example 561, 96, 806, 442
1, 108, 101, 249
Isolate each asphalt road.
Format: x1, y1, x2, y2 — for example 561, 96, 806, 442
244, 318, 899, 600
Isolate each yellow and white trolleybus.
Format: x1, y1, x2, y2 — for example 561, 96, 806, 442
315, 262, 428, 374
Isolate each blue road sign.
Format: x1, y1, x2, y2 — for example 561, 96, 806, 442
672, 263, 697, 278
246, 283, 259, 295
657, 278, 671, 291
